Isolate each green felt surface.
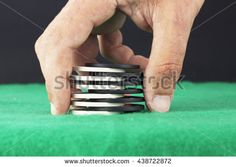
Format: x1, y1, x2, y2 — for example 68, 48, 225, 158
0, 82, 236, 156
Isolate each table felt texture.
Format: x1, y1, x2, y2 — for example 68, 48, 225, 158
0, 82, 236, 156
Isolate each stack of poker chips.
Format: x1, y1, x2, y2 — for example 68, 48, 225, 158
70, 63, 144, 115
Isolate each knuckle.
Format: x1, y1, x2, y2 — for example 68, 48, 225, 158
156, 64, 181, 91
145, 63, 182, 93
156, 63, 182, 76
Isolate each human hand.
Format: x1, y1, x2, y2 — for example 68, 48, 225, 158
35, 0, 204, 115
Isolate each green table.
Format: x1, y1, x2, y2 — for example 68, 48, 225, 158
0, 82, 236, 156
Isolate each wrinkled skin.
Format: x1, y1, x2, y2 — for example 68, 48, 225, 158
35, 0, 205, 115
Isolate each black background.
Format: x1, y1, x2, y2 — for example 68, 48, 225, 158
0, 0, 235, 83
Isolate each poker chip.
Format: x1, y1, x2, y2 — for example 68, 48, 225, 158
71, 97, 144, 103
70, 75, 142, 84
72, 80, 140, 86
70, 75, 123, 81
71, 111, 120, 115
71, 101, 124, 107
88, 72, 142, 77
85, 63, 140, 69
70, 63, 145, 115
70, 104, 144, 113
89, 88, 143, 94
71, 93, 123, 99
73, 84, 124, 90
73, 66, 140, 73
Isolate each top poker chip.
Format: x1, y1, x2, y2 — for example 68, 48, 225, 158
85, 63, 140, 69
73, 66, 140, 73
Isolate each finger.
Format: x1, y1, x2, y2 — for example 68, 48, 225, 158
98, 30, 148, 71
76, 35, 99, 63
69, 35, 99, 92
92, 10, 126, 35
144, 2, 200, 112
35, 0, 117, 115
38, 36, 98, 116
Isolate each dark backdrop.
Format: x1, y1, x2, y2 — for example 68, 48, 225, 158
0, 0, 235, 83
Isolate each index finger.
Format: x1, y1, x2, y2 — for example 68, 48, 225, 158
35, 0, 118, 115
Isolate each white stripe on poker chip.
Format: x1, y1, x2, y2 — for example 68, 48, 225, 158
74, 84, 124, 90
71, 101, 124, 107
71, 110, 120, 115
73, 66, 139, 73
70, 75, 122, 82
72, 93, 123, 99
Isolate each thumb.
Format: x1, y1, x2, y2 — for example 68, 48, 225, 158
144, 1, 201, 112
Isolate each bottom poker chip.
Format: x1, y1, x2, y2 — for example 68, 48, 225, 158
71, 110, 120, 115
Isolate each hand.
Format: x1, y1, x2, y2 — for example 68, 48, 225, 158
35, 0, 204, 115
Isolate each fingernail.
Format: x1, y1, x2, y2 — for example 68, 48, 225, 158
50, 102, 58, 115
152, 95, 171, 112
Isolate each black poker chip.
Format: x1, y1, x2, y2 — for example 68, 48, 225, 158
88, 88, 143, 94
70, 104, 144, 113
70, 74, 142, 81
88, 72, 142, 78
70, 80, 141, 86
71, 96, 144, 103
86, 63, 140, 69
